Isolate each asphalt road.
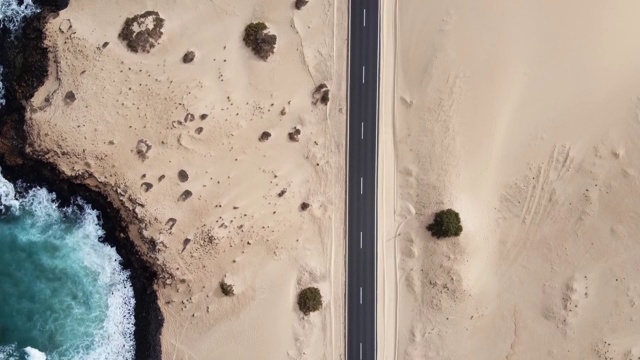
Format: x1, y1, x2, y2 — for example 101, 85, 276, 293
346, 0, 380, 359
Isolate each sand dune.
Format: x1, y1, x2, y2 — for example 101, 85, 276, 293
381, 0, 640, 358
26, 0, 347, 358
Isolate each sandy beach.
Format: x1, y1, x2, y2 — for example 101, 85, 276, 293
381, 0, 640, 358
24, 0, 348, 358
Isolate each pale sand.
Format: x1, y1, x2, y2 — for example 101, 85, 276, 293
26, 0, 347, 358
381, 0, 640, 359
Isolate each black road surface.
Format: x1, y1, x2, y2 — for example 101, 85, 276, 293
346, 0, 380, 359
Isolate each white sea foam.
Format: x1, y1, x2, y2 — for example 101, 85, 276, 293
0, 170, 19, 213
0, 345, 19, 360
0, 171, 135, 360
24, 347, 46, 360
67, 203, 135, 360
0, 0, 38, 32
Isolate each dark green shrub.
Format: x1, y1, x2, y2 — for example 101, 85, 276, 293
243, 22, 277, 60
297, 287, 322, 315
427, 209, 463, 239
220, 281, 235, 296
118, 11, 165, 53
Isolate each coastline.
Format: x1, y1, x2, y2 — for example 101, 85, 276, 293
0, 1, 163, 359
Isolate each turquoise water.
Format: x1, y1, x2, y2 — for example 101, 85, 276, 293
0, 173, 135, 360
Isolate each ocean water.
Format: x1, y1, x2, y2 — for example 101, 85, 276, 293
0, 0, 40, 108
0, 173, 135, 360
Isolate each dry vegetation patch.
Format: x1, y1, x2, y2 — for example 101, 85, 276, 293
118, 11, 165, 53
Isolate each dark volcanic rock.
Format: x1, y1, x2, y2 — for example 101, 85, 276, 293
178, 170, 189, 182
199, 113, 209, 120
300, 202, 310, 211
288, 128, 301, 142
182, 50, 195, 63
259, 131, 272, 142
277, 188, 287, 197
295, 0, 309, 10
63, 90, 76, 104
165, 218, 177, 231
0, 5, 162, 359
136, 139, 152, 160
141, 182, 153, 192
178, 190, 193, 202
184, 113, 195, 122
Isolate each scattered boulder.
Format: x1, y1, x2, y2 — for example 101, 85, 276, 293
178, 170, 189, 182
165, 218, 177, 231
288, 128, 301, 142
181, 238, 191, 252
136, 139, 152, 160
178, 190, 193, 202
280, 107, 287, 116
101, 41, 110, 49
118, 11, 165, 53
63, 91, 76, 104
220, 279, 235, 296
300, 202, 310, 211
295, 0, 309, 10
199, 114, 209, 120
184, 113, 195, 122
277, 188, 287, 197
141, 182, 153, 192
195, 127, 204, 135
243, 22, 277, 61
158, 174, 166, 182
182, 50, 196, 63
259, 131, 272, 142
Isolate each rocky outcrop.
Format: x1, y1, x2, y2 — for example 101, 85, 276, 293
0, 3, 162, 359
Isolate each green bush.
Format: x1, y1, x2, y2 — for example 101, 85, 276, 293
243, 22, 277, 60
220, 281, 235, 296
298, 287, 322, 315
426, 209, 463, 239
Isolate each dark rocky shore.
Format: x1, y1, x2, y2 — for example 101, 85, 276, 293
0, 1, 163, 359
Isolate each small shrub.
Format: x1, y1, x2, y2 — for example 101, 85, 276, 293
220, 281, 235, 296
295, 0, 309, 10
243, 22, 277, 60
298, 287, 322, 315
312, 83, 330, 105
118, 11, 165, 53
426, 209, 463, 239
